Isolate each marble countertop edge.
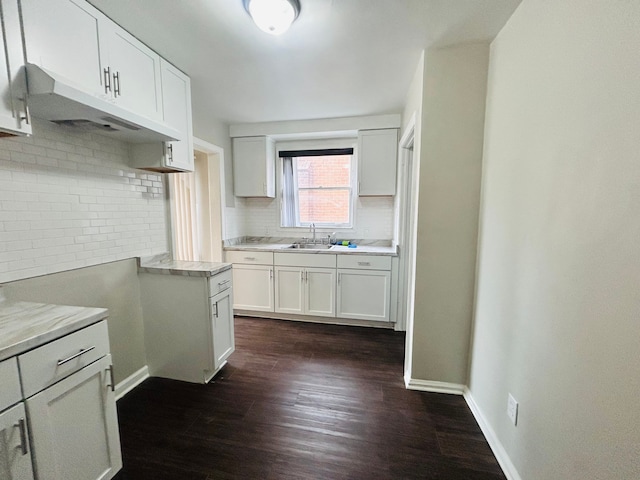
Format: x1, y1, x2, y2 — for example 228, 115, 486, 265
137, 255, 232, 277
0, 301, 109, 362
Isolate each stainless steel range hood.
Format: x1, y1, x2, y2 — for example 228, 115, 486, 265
25, 64, 181, 143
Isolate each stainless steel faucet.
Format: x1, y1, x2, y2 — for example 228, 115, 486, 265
310, 223, 316, 244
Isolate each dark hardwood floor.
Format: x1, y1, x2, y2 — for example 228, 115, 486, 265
114, 317, 505, 479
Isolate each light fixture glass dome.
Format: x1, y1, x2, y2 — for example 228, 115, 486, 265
244, 0, 300, 35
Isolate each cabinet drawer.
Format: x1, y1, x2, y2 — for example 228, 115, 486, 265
209, 268, 233, 297
226, 250, 274, 265
337, 254, 391, 270
0, 357, 21, 412
274, 253, 336, 268
19, 321, 110, 398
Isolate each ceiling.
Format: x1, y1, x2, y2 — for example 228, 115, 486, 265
86, 0, 522, 127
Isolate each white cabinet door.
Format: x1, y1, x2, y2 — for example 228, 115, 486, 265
160, 59, 192, 171
337, 269, 391, 322
274, 266, 304, 314
211, 288, 235, 371
130, 60, 193, 172
26, 355, 122, 480
104, 24, 163, 120
231, 264, 274, 312
305, 267, 336, 317
232, 136, 275, 197
358, 129, 398, 196
0, 0, 31, 136
0, 403, 35, 480
275, 266, 335, 317
21, 0, 108, 98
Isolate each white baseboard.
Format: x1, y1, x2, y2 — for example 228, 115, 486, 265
463, 388, 523, 480
405, 378, 465, 395
115, 365, 149, 401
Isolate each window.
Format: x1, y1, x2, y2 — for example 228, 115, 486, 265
280, 147, 355, 228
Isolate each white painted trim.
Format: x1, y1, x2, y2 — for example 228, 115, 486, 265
193, 136, 227, 253
464, 388, 523, 480
230, 114, 401, 138
115, 365, 149, 401
405, 378, 465, 395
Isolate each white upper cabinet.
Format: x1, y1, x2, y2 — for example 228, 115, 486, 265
130, 59, 194, 172
20, 0, 107, 98
0, 0, 32, 136
357, 128, 398, 196
20, 0, 163, 121
233, 136, 275, 197
103, 24, 163, 120
160, 60, 193, 171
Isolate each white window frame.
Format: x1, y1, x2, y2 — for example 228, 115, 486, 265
277, 139, 358, 230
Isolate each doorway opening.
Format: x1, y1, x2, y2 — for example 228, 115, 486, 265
168, 137, 226, 262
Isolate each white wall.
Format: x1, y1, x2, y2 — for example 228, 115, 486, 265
0, 119, 168, 283
468, 1, 640, 478
409, 43, 489, 386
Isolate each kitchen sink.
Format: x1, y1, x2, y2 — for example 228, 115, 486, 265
288, 244, 334, 250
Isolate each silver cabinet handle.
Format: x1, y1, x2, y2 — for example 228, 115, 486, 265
113, 71, 121, 97
357, 262, 371, 266
20, 97, 31, 126
103, 66, 111, 93
213, 302, 219, 318
16, 418, 28, 455
57, 346, 95, 366
300, 270, 303, 282
218, 279, 231, 286
305, 270, 308, 283
338, 273, 341, 284
107, 365, 115, 392
244, 257, 256, 261
270, 269, 273, 279
167, 143, 173, 163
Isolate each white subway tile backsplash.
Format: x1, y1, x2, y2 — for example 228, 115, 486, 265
0, 119, 168, 283
238, 195, 395, 241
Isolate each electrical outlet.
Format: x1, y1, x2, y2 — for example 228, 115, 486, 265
507, 393, 519, 426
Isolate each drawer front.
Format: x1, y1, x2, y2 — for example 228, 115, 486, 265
274, 252, 336, 268
225, 250, 274, 265
19, 321, 110, 398
209, 268, 233, 297
337, 254, 392, 270
0, 357, 22, 411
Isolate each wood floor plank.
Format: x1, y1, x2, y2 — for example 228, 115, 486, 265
115, 316, 505, 479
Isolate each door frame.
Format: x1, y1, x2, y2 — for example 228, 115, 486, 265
394, 114, 420, 384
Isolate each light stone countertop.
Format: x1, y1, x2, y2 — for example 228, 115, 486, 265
138, 254, 232, 277
0, 300, 108, 362
224, 243, 398, 256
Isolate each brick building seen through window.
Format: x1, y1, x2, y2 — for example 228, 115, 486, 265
296, 155, 351, 225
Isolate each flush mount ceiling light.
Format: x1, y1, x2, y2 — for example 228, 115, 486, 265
243, 0, 301, 35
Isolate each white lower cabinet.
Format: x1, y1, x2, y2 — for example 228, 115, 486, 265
231, 264, 274, 312
211, 288, 235, 371
2, 320, 122, 480
139, 268, 235, 384
225, 251, 275, 313
274, 253, 336, 318
0, 402, 34, 480
274, 266, 335, 317
26, 355, 121, 480
337, 268, 391, 322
